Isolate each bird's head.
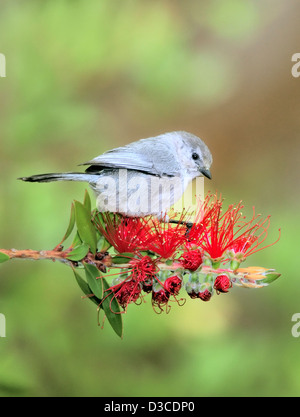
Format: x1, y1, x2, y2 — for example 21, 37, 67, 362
174, 131, 213, 180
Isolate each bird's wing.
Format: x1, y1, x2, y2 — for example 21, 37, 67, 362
82, 148, 156, 174
81, 138, 181, 177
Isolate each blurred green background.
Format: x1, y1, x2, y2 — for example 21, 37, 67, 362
0, 0, 299, 397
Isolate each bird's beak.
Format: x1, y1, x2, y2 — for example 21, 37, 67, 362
200, 168, 212, 180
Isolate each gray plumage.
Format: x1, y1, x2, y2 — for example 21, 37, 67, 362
19, 131, 213, 217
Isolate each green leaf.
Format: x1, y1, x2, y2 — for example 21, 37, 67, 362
97, 234, 112, 252
73, 268, 90, 294
0, 252, 10, 263
259, 272, 281, 285
71, 231, 82, 248
72, 268, 101, 307
139, 250, 155, 258
73, 269, 123, 336
111, 252, 134, 264
83, 189, 92, 213
83, 262, 103, 299
67, 243, 89, 261
101, 278, 123, 338
60, 202, 76, 244
74, 200, 97, 254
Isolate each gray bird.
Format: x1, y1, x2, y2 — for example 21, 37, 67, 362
19, 131, 212, 218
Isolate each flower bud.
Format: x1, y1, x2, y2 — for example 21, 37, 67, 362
180, 249, 203, 271
198, 282, 213, 301
214, 274, 232, 294
234, 266, 281, 288
185, 280, 201, 299
164, 275, 182, 295
237, 266, 274, 280
198, 289, 212, 302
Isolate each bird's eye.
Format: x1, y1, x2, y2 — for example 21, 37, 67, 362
192, 152, 199, 160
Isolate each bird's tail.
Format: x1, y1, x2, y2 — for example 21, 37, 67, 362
18, 172, 97, 183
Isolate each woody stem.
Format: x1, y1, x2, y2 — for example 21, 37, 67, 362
0, 248, 112, 270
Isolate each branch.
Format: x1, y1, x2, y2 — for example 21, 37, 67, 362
0, 248, 112, 271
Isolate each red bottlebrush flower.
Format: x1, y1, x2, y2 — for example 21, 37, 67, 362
113, 279, 142, 308
164, 275, 182, 295
152, 288, 170, 313
230, 235, 258, 256
185, 193, 219, 247
214, 274, 232, 294
145, 216, 187, 259
227, 214, 281, 260
192, 193, 281, 261
129, 255, 157, 282
198, 289, 212, 302
93, 213, 152, 254
199, 196, 242, 260
180, 249, 203, 271
104, 255, 157, 311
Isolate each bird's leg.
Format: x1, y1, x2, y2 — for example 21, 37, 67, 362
168, 219, 194, 236
169, 219, 193, 228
